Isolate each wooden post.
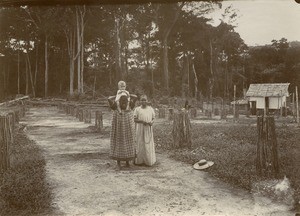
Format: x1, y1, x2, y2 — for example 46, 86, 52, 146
234, 107, 239, 119
292, 93, 295, 118
190, 108, 197, 119
95, 111, 103, 132
168, 108, 174, 120
78, 109, 83, 122
83, 109, 91, 123
269, 117, 279, 175
256, 115, 279, 178
221, 109, 227, 119
8, 112, 16, 129
158, 108, 166, 118
20, 106, 24, 118
214, 107, 219, 116
256, 116, 263, 175
280, 90, 283, 117
296, 86, 299, 125
246, 103, 250, 117
83, 109, 87, 122
64, 104, 68, 113
172, 110, 192, 148
75, 107, 79, 118
212, 101, 214, 117
0, 115, 13, 172
70, 105, 75, 116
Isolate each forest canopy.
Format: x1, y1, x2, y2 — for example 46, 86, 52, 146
0, 2, 299, 101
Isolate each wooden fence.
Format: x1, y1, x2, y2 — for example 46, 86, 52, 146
57, 102, 105, 132
0, 106, 26, 172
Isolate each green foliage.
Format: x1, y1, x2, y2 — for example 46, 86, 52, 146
0, 129, 53, 215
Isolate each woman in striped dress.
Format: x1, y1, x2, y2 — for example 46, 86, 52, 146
109, 94, 137, 169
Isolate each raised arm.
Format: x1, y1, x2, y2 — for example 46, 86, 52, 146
107, 96, 117, 110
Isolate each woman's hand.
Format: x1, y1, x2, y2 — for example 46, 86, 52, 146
134, 119, 145, 124
134, 119, 153, 126
145, 120, 153, 126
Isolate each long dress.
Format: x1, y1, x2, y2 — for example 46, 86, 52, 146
134, 106, 156, 166
110, 110, 136, 161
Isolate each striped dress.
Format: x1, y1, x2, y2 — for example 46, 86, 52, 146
110, 110, 136, 161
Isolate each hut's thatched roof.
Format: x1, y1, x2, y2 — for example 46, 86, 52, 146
246, 83, 290, 97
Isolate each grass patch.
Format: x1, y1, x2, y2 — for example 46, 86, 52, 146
0, 126, 53, 216
154, 120, 300, 211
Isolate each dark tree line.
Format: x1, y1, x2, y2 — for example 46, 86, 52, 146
0, 2, 299, 101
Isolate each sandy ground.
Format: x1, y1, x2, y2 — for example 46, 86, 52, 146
21, 107, 295, 216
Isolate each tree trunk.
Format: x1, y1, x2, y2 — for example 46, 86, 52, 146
70, 54, 74, 96
76, 9, 81, 94
125, 42, 129, 78
93, 73, 97, 98
115, 15, 122, 81
59, 50, 64, 94
69, 31, 74, 96
108, 54, 112, 85
145, 33, 150, 78
0, 65, 4, 99
186, 52, 190, 97
80, 6, 86, 94
150, 48, 154, 97
45, 35, 49, 97
80, 34, 84, 94
208, 39, 214, 100
192, 59, 198, 99
162, 36, 169, 92
26, 53, 35, 97
6, 64, 9, 97
65, 14, 83, 98
2, 64, 7, 97
34, 45, 38, 88
161, 2, 185, 93
75, 6, 86, 95
70, 29, 79, 96
25, 56, 29, 95
17, 49, 20, 94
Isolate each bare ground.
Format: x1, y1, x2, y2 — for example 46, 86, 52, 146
21, 107, 295, 216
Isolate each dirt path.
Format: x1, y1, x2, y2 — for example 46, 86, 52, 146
21, 107, 294, 216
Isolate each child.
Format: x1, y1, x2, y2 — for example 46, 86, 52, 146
115, 80, 130, 114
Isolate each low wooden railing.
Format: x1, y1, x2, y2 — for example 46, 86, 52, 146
57, 102, 106, 132
0, 106, 27, 172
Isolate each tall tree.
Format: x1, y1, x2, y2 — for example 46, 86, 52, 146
155, 2, 185, 93
23, 6, 61, 97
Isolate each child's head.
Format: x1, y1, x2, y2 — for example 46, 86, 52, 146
118, 81, 126, 90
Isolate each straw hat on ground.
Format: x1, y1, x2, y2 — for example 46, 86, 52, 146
193, 159, 214, 170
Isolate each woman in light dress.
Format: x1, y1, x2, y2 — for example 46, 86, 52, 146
133, 94, 156, 166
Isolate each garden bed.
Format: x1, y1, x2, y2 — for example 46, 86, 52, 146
0, 125, 53, 216
154, 120, 300, 211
